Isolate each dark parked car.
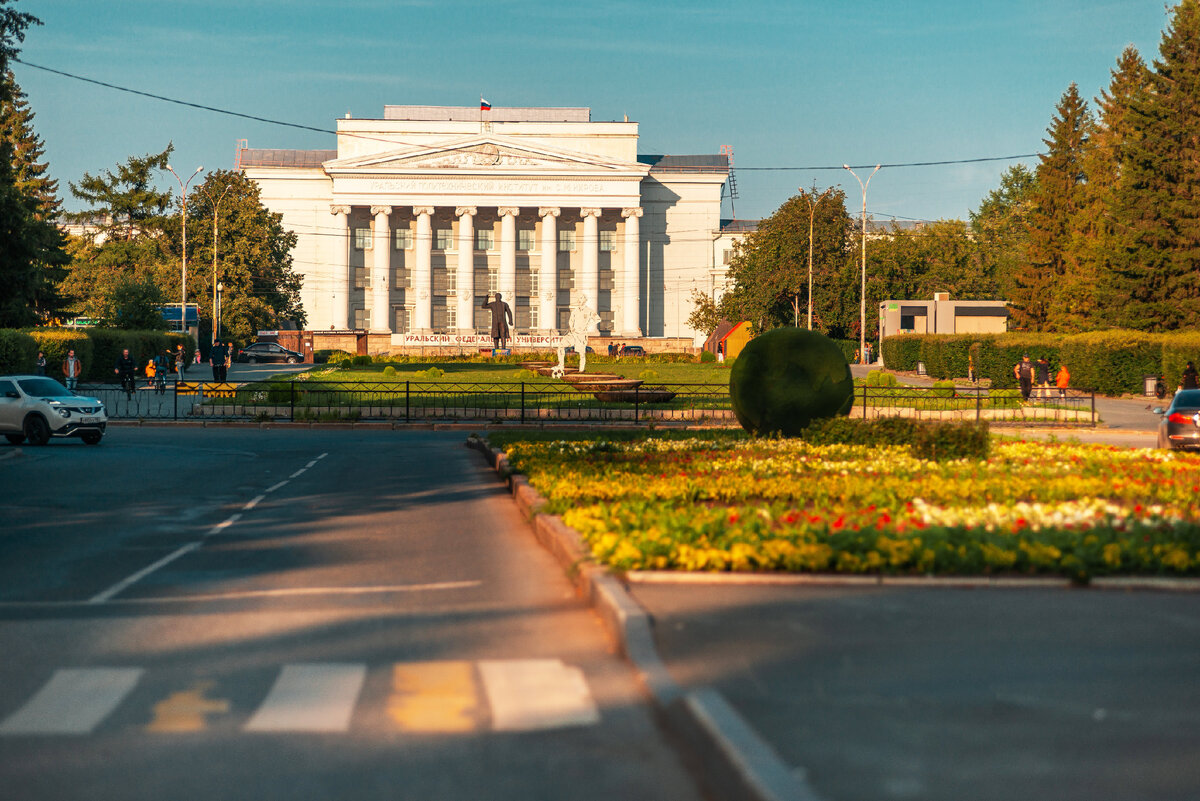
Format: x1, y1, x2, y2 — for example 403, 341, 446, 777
1156, 389, 1200, 451
619, 345, 646, 356
235, 342, 303, 364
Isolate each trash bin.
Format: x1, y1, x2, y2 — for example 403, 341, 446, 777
1144, 375, 1159, 396
917, 361, 927, 376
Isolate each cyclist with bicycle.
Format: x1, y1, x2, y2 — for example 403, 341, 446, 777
114, 348, 137, 397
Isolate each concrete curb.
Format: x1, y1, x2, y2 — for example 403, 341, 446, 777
466, 436, 815, 801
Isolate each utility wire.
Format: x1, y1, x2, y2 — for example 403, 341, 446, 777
15, 56, 1044, 173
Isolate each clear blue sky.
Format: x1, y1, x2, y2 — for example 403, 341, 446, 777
15, 0, 1171, 223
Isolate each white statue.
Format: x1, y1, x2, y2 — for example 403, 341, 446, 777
553, 293, 600, 377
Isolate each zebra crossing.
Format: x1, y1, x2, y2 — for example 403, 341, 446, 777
0, 659, 599, 737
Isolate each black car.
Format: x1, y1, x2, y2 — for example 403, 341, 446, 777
235, 342, 303, 364
1156, 389, 1200, 450
619, 345, 646, 356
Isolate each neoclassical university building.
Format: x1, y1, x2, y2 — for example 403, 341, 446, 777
238, 105, 735, 350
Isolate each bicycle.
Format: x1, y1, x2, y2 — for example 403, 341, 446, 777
119, 371, 136, 399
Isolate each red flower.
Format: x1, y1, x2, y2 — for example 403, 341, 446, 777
832, 515, 846, 530
729, 512, 740, 524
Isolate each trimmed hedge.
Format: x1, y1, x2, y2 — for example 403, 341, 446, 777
0, 329, 37, 374
881, 330, 1200, 396
0, 328, 195, 381
800, 416, 990, 461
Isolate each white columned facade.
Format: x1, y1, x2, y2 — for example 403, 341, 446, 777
371, 205, 392, 331
581, 208, 602, 335
498, 207, 519, 306
329, 205, 351, 329
621, 207, 643, 337
455, 206, 476, 335
413, 206, 434, 332
538, 207, 559, 333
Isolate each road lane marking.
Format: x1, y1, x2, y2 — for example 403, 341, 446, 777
265, 481, 288, 493
146, 680, 230, 732
244, 663, 366, 733
388, 662, 478, 732
88, 542, 200, 604
0, 668, 143, 735
0, 580, 483, 608
243, 495, 266, 510
289, 468, 306, 479
478, 659, 600, 731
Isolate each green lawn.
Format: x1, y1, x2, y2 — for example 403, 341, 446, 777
314, 358, 733, 385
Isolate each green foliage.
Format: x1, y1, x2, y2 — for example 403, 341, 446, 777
26, 329, 92, 376
351, 355, 373, 366
930, 380, 956, 398
799, 416, 990, 461
864, 370, 898, 387
1058, 330, 1161, 396
382, 365, 396, 377
76, 328, 193, 381
107, 276, 168, 330
1161, 332, 1200, 390
880, 334, 922, 371
0, 328, 36, 372
729, 328, 853, 436
699, 350, 716, 362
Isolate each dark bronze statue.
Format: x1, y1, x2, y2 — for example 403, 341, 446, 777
482, 292, 513, 350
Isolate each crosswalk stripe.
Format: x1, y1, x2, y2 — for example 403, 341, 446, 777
388, 661, 478, 732
478, 659, 600, 731
0, 668, 144, 735
244, 663, 366, 733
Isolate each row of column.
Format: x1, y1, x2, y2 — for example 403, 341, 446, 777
328, 204, 642, 337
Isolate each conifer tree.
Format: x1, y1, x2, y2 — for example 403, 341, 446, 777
1078, 46, 1151, 325
1112, 0, 1200, 329
0, 70, 68, 319
1011, 84, 1092, 331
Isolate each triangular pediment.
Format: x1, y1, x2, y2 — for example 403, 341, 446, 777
324, 135, 648, 174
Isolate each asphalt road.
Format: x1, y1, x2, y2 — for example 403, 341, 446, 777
0, 428, 702, 801
631, 580, 1200, 801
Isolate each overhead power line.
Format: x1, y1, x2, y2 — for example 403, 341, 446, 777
15, 57, 1044, 173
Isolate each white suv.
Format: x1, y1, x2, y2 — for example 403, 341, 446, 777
0, 375, 107, 446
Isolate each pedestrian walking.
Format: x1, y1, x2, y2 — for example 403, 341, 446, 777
209, 340, 228, 382
62, 349, 82, 391
1056, 363, 1071, 398
1182, 360, 1199, 391
35, 350, 46, 376
1014, 354, 1033, 401
154, 350, 170, 394
175, 344, 187, 377
1035, 356, 1051, 398
114, 348, 136, 397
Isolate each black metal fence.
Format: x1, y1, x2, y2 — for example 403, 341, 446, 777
79, 380, 1097, 427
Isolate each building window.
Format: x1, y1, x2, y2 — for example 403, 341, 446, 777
447, 267, 457, 292
529, 305, 538, 329
530, 269, 540, 295
446, 305, 457, 330
599, 310, 615, 331
354, 267, 367, 289
353, 307, 370, 329
558, 229, 575, 252
353, 228, 372, 250
722, 248, 733, 265
394, 229, 412, 250
557, 269, 574, 291
476, 229, 494, 251
599, 230, 616, 252
518, 229, 535, 251
435, 228, 454, 250
488, 267, 498, 292
394, 306, 411, 333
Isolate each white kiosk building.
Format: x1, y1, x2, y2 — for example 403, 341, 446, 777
238, 105, 730, 351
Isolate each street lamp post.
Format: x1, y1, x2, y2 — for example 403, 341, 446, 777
198, 183, 232, 344
166, 164, 203, 336
216, 282, 224, 341
802, 186, 833, 330
843, 164, 881, 363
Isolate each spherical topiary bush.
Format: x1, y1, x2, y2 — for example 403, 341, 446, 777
729, 328, 854, 436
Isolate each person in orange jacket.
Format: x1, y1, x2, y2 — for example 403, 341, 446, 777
1056, 363, 1071, 398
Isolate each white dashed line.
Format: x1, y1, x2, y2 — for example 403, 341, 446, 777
244, 495, 266, 511
265, 481, 289, 494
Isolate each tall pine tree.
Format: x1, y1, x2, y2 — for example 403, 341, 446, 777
1112, 0, 1200, 329
1011, 84, 1092, 331
0, 70, 68, 320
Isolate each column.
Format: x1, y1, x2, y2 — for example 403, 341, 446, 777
371, 205, 392, 332
329, 205, 351, 329
413, 207, 434, 333
455, 207, 476, 335
581, 208, 602, 335
498, 207, 519, 311
621, 208, 643, 337
538, 207, 559, 333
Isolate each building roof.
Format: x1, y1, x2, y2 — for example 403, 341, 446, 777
720, 219, 759, 233
383, 105, 591, 122
238, 149, 336, 168
639, 154, 729, 173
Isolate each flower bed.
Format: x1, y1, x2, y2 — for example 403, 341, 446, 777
494, 433, 1200, 580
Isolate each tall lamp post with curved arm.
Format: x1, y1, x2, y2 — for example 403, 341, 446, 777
198, 182, 232, 343
166, 164, 204, 336
843, 164, 881, 362
802, 185, 834, 330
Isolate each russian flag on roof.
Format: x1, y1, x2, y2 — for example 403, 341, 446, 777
480, 97, 491, 111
